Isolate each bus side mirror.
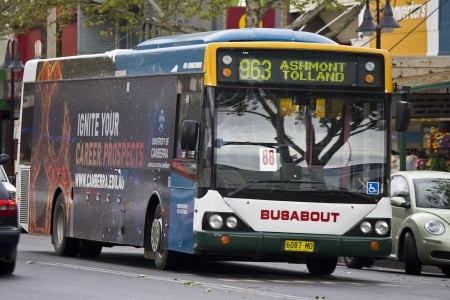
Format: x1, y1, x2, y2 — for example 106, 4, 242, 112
180, 120, 199, 152
0, 153, 10, 165
395, 101, 411, 132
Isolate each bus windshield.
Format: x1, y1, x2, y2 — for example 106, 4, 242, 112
213, 87, 387, 196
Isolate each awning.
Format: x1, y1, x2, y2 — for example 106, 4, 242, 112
394, 71, 450, 93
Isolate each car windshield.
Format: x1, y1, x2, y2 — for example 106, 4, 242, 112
414, 178, 450, 209
212, 87, 388, 196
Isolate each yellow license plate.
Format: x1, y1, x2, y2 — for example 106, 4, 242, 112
284, 240, 314, 252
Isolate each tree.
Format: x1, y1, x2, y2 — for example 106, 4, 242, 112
0, 0, 351, 38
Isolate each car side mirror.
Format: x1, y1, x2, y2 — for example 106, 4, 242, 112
391, 195, 410, 208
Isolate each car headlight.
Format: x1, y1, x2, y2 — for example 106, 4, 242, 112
424, 220, 445, 235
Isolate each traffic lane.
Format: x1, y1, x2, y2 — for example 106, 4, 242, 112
8, 233, 449, 300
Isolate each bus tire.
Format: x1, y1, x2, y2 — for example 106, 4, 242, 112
306, 256, 338, 275
151, 203, 177, 270
344, 257, 375, 269
404, 232, 421, 275
52, 193, 79, 257
439, 265, 450, 277
79, 240, 102, 257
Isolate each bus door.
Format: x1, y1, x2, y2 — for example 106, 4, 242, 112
168, 92, 202, 253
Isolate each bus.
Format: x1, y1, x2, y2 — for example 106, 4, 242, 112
17, 28, 410, 275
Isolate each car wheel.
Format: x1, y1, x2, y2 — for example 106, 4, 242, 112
52, 193, 79, 257
306, 257, 338, 275
344, 257, 375, 269
404, 232, 421, 275
439, 266, 450, 277
150, 203, 179, 270
0, 248, 16, 275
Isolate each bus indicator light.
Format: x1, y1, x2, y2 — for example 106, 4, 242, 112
222, 55, 233, 65
370, 241, 380, 251
222, 67, 232, 78
365, 74, 375, 84
365, 61, 376, 72
220, 235, 231, 245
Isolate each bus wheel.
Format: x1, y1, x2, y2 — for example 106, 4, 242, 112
439, 266, 450, 277
52, 194, 79, 257
150, 203, 177, 270
344, 257, 374, 269
306, 257, 338, 275
79, 240, 103, 257
404, 232, 421, 275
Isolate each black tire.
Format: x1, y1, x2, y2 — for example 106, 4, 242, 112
52, 193, 79, 257
344, 257, 375, 269
79, 240, 103, 257
0, 248, 16, 275
439, 266, 450, 277
306, 256, 338, 275
150, 203, 178, 270
404, 232, 421, 275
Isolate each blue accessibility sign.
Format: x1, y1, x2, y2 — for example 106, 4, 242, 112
367, 182, 380, 195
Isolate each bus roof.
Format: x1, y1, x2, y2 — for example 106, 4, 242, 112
135, 28, 337, 50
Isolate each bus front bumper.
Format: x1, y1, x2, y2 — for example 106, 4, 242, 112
193, 231, 391, 260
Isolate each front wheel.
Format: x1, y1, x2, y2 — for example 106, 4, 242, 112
404, 232, 421, 275
306, 257, 338, 275
439, 265, 450, 277
344, 257, 375, 269
52, 194, 79, 257
150, 203, 178, 270
79, 240, 102, 257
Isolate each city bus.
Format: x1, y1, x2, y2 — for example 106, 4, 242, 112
16, 28, 410, 275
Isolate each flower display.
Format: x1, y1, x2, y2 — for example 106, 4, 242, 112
425, 127, 450, 171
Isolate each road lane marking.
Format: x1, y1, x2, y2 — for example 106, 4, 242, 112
33, 261, 314, 300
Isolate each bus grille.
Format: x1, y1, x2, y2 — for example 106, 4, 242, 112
17, 166, 30, 232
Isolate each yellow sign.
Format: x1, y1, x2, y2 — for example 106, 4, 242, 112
316, 98, 326, 118
368, 0, 428, 55
238, 14, 263, 28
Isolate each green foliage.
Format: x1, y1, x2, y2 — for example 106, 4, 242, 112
0, 0, 345, 39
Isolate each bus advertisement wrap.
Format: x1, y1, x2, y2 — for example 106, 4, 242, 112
27, 60, 176, 242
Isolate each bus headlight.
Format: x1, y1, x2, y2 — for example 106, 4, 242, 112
424, 220, 445, 235
226, 216, 238, 229
374, 220, 389, 235
209, 214, 223, 230
360, 221, 372, 234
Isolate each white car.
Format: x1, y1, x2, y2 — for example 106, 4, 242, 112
345, 170, 450, 276
0, 164, 16, 200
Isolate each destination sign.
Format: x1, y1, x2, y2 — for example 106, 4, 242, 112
217, 49, 383, 88
238, 58, 353, 84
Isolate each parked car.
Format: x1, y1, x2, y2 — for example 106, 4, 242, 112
0, 154, 20, 275
345, 170, 450, 276
0, 163, 16, 200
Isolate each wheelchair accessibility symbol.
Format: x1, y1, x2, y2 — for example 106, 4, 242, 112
367, 182, 379, 195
